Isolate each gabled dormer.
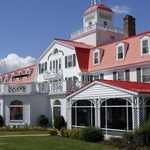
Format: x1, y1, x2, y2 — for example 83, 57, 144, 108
140, 35, 150, 56
116, 42, 128, 61
93, 48, 104, 66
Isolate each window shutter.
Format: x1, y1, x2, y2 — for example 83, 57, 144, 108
113, 72, 117, 80
82, 75, 85, 82
100, 74, 104, 79
73, 54, 76, 67
45, 62, 47, 71
137, 68, 141, 82
73, 76, 76, 81
125, 69, 130, 81
65, 56, 67, 68
90, 75, 93, 82
39, 64, 41, 74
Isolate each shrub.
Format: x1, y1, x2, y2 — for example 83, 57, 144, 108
123, 120, 150, 147
82, 126, 103, 142
37, 115, 48, 127
54, 115, 65, 130
69, 128, 83, 140
60, 127, 70, 138
48, 129, 58, 135
0, 115, 4, 127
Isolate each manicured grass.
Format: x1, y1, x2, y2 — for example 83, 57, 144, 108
0, 136, 116, 150
0, 131, 48, 135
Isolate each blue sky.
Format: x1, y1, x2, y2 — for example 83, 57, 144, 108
0, 0, 150, 73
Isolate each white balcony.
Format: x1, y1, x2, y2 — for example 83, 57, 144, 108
43, 69, 63, 80
71, 23, 124, 39
49, 81, 89, 94
0, 82, 49, 95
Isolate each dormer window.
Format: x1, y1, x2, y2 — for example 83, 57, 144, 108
26, 68, 31, 79
11, 73, 15, 82
5, 75, 9, 83
116, 42, 128, 61
118, 46, 123, 60
93, 49, 104, 66
94, 51, 99, 65
141, 36, 150, 55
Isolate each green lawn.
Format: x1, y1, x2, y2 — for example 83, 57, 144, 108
0, 131, 48, 135
0, 136, 116, 150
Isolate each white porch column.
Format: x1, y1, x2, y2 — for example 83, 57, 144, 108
67, 99, 72, 129
132, 96, 140, 130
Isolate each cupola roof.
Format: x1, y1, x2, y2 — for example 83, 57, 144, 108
83, 5, 114, 15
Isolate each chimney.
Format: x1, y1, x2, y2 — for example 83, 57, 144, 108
123, 15, 136, 38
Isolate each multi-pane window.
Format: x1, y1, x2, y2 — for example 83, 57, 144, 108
118, 46, 123, 60
93, 51, 99, 65
53, 100, 61, 119
53, 48, 59, 55
118, 71, 124, 81
142, 40, 149, 54
39, 62, 47, 74
68, 55, 73, 67
142, 67, 150, 83
10, 100, 23, 120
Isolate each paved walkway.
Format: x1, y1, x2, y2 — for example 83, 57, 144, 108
0, 134, 50, 138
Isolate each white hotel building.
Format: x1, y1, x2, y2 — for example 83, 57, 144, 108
0, 0, 150, 136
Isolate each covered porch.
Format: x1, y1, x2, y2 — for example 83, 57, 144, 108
66, 79, 150, 136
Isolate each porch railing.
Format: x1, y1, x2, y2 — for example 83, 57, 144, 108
0, 82, 49, 94
71, 23, 124, 39
49, 81, 89, 93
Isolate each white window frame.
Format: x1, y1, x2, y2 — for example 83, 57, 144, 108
117, 71, 125, 81
141, 36, 150, 56
142, 67, 150, 83
5, 75, 9, 83
93, 49, 100, 66
67, 55, 73, 68
26, 68, 31, 79
11, 73, 15, 82
116, 42, 128, 61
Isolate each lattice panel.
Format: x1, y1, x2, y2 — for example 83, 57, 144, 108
51, 82, 63, 92
36, 83, 45, 93
133, 108, 139, 129
71, 81, 86, 91
9, 84, 26, 93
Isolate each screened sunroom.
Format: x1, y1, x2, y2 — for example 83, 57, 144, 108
66, 79, 150, 136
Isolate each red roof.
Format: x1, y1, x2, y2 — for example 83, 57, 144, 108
55, 39, 93, 49
95, 79, 150, 94
66, 79, 150, 98
88, 31, 150, 72
84, 5, 114, 15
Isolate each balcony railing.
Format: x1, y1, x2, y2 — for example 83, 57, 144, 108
0, 81, 89, 95
71, 23, 124, 39
49, 81, 89, 93
43, 69, 63, 80
0, 82, 49, 94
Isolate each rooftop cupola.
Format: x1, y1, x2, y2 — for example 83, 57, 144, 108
91, 0, 104, 6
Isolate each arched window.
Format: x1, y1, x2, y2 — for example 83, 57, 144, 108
101, 98, 132, 133
10, 100, 23, 120
72, 100, 95, 128
53, 100, 61, 119
146, 99, 150, 121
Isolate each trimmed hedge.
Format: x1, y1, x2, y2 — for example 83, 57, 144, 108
38, 115, 48, 127
54, 115, 65, 130
60, 126, 104, 143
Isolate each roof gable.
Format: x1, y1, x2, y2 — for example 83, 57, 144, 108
67, 79, 150, 99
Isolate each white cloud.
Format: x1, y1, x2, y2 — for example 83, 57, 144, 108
111, 5, 132, 14
0, 53, 36, 74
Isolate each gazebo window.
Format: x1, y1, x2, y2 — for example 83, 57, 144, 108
101, 98, 132, 133
10, 100, 23, 120
72, 100, 95, 128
